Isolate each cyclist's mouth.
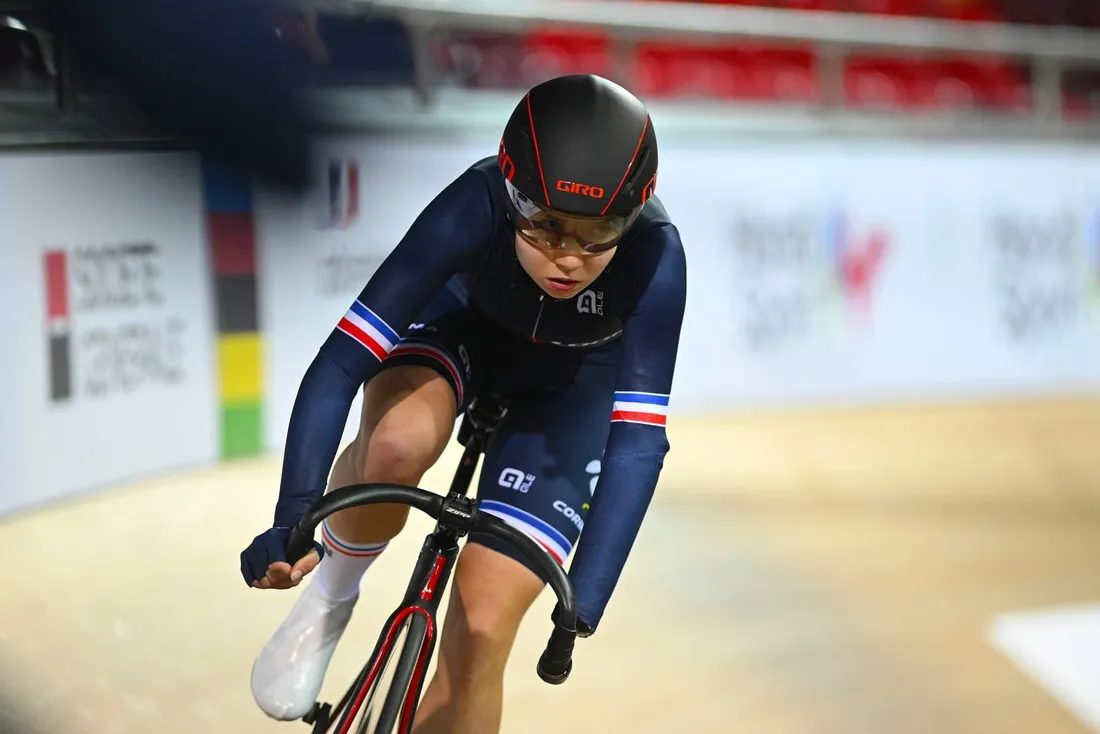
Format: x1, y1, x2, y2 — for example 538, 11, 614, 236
546, 277, 579, 292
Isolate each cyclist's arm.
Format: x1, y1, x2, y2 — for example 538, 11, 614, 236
566, 224, 688, 633
272, 168, 495, 528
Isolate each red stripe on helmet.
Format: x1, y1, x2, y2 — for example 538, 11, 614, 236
601, 115, 650, 217
525, 93, 552, 208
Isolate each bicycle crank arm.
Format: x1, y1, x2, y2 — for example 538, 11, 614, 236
302, 701, 332, 732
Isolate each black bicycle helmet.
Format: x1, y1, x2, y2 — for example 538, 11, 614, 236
498, 74, 658, 220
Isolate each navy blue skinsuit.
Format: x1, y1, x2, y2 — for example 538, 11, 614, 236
274, 155, 687, 632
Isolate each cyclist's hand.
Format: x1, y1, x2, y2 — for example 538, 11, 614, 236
240, 526, 324, 590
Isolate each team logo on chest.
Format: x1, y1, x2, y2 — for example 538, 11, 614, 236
576, 289, 604, 315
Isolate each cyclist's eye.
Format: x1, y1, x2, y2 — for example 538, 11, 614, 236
534, 219, 564, 233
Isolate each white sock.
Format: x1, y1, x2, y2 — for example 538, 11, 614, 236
312, 520, 388, 602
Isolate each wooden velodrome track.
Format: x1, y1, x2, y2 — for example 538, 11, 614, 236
1, 396, 1099, 733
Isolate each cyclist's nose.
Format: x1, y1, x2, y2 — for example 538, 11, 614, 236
554, 252, 584, 274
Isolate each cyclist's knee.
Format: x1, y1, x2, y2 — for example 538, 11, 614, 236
360, 396, 446, 481
331, 367, 456, 539
357, 366, 456, 485
360, 420, 441, 487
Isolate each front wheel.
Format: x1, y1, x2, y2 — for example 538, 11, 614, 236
337, 612, 432, 734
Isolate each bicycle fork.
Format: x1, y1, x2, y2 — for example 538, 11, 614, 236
307, 531, 461, 734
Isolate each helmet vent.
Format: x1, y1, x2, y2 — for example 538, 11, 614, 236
624, 147, 651, 188
519, 125, 538, 179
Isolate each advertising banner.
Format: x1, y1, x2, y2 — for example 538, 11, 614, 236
658, 141, 1100, 412
255, 134, 500, 451
1, 151, 218, 513
657, 142, 936, 410
255, 135, 1100, 448
947, 147, 1100, 389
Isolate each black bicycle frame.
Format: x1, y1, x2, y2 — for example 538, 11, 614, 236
333, 535, 456, 731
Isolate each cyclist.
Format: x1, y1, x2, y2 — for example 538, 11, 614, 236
240, 72, 687, 731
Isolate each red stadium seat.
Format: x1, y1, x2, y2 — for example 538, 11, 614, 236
750, 46, 818, 103
635, 41, 820, 103
850, 0, 928, 18
432, 0, 1061, 119
634, 43, 758, 100
773, 0, 833, 10
925, 0, 1002, 23
914, 59, 1005, 110
522, 29, 613, 82
844, 57, 922, 108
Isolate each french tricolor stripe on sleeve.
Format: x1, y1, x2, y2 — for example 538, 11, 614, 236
611, 391, 669, 427
336, 300, 400, 361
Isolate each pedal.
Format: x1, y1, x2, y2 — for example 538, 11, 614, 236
302, 701, 331, 729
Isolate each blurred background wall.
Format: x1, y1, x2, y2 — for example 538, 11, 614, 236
1, 1, 1100, 731
0, 0, 1098, 511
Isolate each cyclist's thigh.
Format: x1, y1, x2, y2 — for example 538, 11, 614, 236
371, 278, 484, 419
350, 280, 482, 440
467, 347, 618, 582
356, 366, 454, 455
337, 283, 488, 527
328, 361, 454, 539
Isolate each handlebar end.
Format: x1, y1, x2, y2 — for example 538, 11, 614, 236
536, 654, 572, 685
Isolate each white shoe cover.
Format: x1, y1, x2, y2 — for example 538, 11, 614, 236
250, 582, 358, 721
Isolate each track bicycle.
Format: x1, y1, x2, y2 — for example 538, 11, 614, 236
282, 394, 579, 734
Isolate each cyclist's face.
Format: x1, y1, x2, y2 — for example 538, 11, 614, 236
514, 232, 616, 299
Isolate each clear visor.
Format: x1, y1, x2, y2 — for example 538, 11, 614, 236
504, 179, 639, 255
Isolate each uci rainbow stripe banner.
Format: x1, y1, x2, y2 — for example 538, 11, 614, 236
202, 156, 264, 459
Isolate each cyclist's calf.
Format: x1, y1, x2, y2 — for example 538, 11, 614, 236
413, 543, 545, 734
325, 366, 458, 546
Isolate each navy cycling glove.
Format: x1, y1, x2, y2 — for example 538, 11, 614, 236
240, 526, 324, 587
